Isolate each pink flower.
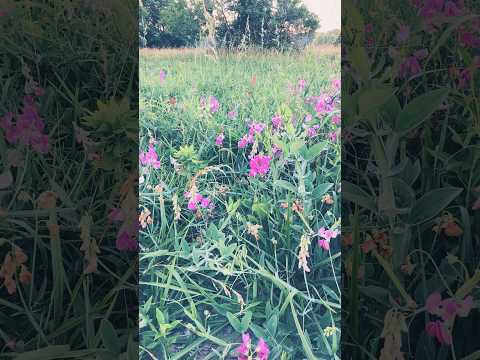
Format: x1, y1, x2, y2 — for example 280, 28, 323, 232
426, 320, 452, 345
396, 25, 410, 44
272, 144, 282, 157
306, 124, 320, 138
459, 30, 480, 48
426, 292, 474, 320
331, 79, 341, 90
297, 79, 307, 92
215, 132, 225, 146
332, 115, 341, 125
116, 229, 138, 251
365, 23, 374, 33
249, 154, 272, 177
248, 122, 266, 136
256, 338, 270, 360
209, 96, 220, 113
187, 199, 198, 211
304, 114, 313, 123
159, 70, 166, 84
271, 115, 282, 129
236, 333, 251, 360
318, 227, 338, 250
314, 95, 334, 115
398, 56, 422, 78
228, 110, 238, 119
200, 197, 211, 208
0, 97, 49, 154
139, 144, 161, 169
238, 135, 249, 149
458, 68, 471, 88
329, 131, 338, 142
186, 192, 205, 211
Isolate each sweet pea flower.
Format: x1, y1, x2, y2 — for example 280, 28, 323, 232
236, 333, 251, 360
159, 69, 166, 84
426, 320, 452, 345
248, 122, 266, 136
139, 144, 161, 169
297, 79, 307, 92
331, 78, 341, 90
304, 114, 313, 123
249, 154, 271, 177
318, 227, 339, 251
200, 197, 211, 209
396, 25, 410, 44
215, 132, 225, 146
271, 114, 282, 129
238, 135, 249, 149
228, 110, 238, 119
209, 96, 220, 113
329, 131, 338, 142
306, 124, 320, 138
256, 338, 270, 360
332, 114, 341, 125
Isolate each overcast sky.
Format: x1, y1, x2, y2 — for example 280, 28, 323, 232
303, 0, 340, 32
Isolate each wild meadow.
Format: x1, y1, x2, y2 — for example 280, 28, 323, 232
139, 47, 341, 359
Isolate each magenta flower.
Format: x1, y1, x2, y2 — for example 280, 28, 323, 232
248, 122, 266, 136
318, 227, 338, 251
256, 338, 270, 360
306, 125, 320, 138
159, 69, 166, 84
238, 135, 249, 149
249, 154, 272, 177
314, 95, 334, 115
297, 79, 307, 92
398, 56, 422, 78
304, 114, 313, 123
236, 333, 251, 360
228, 110, 238, 119
329, 131, 338, 142
396, 25, 410, 44
215, 132, 225, 146
365, 23, 374, 33
0, 97, 49, 154
272, 144, 282, 157
458, 68, 471, 89
116, 231, 137, 251
271, 115, 282, 129
200, 197, 211, 208
331, 79, 341, 90
332, 115, 341, 126
426, 320, 452, 345
209, 96, 220, 113
426, 292, 474, 321
139, 144, 161, 169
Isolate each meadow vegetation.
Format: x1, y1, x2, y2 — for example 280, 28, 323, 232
139, 45, 341, 359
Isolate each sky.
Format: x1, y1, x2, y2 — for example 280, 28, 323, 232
303, 0, 341, 32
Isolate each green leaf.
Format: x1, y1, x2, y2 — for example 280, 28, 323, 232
303, 141, 328, 161
274, 180, 297, 193
311, 183, 334, 200
226, 312, 243, 333
408, 187, 462, 224
395, 88, 449, 134
241, 311, 253, 332
99, 319, 121, 355
343, 181, 376, 212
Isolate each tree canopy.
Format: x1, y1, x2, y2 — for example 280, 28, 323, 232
139, 0, 320, 48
